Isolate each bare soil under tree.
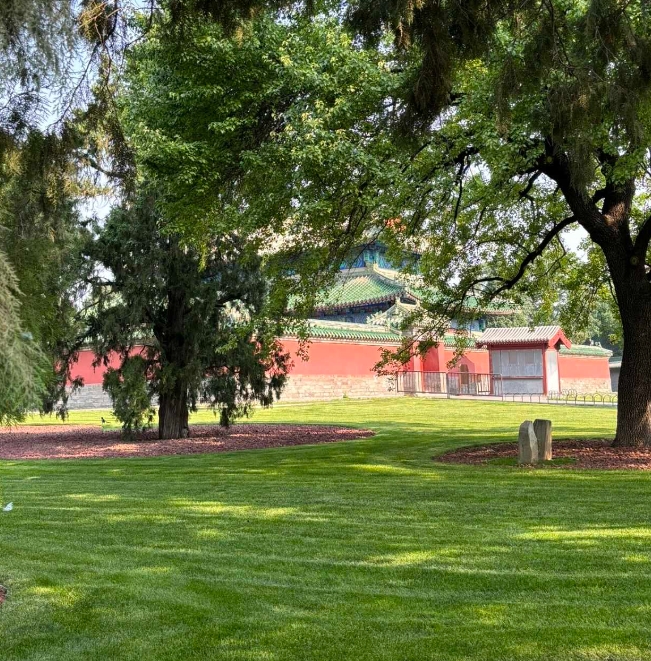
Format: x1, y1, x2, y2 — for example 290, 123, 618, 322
438, 439, 651, 470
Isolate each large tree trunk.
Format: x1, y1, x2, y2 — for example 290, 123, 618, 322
538, 140, 651, 446
609, 259, 651, 446
157, 241, 191, 441
613, 300, 651, 446
158, 380, 189, 440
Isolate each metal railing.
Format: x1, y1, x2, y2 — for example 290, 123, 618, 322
547, 390, 618, 406
396, 371, 503, 397
396, 372, 618, 407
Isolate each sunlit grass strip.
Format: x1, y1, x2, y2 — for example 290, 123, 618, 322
5, 399, 649, 661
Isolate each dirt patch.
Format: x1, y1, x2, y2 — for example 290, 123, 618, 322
0, 585, 6, 606
0, 424, 373, 460
437, 439, 651, 470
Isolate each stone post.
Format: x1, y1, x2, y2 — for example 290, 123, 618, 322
533, 419, 552, 461
518, 420, 539, 464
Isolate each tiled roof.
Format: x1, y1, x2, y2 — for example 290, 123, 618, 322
560, 345, 613, 357
315, 266, 515, 314
307, 320, 401, 343
306, 325, 486, 346
316, 271, 408, 310
477, 325, 569, 346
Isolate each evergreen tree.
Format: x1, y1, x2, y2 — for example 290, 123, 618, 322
0, 0, 82, 419
0, 250, 46, 423
86, 192, 289, 439
0, 129, 91, 415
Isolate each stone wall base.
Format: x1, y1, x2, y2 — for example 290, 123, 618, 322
278, 374, 399, 402
66, 384, 113, 410
65, 374, 399, 410
559, 377, 612, 393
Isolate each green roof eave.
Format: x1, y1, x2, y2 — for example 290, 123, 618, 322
560, 345, 613, 357
307, 323, 402, 342
444, 333, 486, 348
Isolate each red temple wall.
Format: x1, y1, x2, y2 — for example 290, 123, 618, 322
279, 339, 393, 376
70, 345, 608, 383
558, 354, 610, 379
70, 350, 123, 385
558, 354, 612, 392
65, 340, 613, 408
72, 341, 494, 385
444, 348, 490, 373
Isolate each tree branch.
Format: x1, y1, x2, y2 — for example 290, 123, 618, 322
634, 213, 651, 255
80, 152, 126, 179
536, 139, 613, 246
470, 215, 576, 297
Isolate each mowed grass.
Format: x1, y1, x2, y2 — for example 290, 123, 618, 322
2, 398, 651, 660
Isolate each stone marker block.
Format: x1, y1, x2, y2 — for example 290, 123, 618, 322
533, 419, 552, 461
518, 420, 539, 464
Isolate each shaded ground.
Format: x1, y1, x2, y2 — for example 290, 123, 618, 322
0, 423, 373, 459
436, 438, 651, 469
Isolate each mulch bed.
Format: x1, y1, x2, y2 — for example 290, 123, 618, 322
437, 439, 651, 470
0, 424, 373, 460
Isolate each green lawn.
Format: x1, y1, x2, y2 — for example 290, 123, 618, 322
3, 398, 651, 660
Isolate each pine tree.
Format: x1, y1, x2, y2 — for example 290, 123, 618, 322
86, 192, 289, 439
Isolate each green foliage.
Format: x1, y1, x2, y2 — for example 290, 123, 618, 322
408, 1, 651, 293
0, 250, 46, 424
0, 0, 83, 422
102, 356, 155, 437
0, 0, 75, 140
86, 190, 289, 437
555, 247, 623, 350
121, 16, 411, 312
329, 0, 651, 390
346, 0, 509, 121
0, 129, 91, 416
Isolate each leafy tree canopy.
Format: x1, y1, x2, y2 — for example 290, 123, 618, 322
363, 0, 651, 444
129, 2, 651, 444
120, 16, 417, 311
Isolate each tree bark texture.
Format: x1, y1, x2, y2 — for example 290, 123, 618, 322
598, 209, 651, 446
158, 383, 189, 440
156, 243, 191, 440
610, 270, 651, 447
539, 145, 651, 446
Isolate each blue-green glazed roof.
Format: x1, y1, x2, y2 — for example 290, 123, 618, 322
315, 267, 514, 314
316, 272, 410, 310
